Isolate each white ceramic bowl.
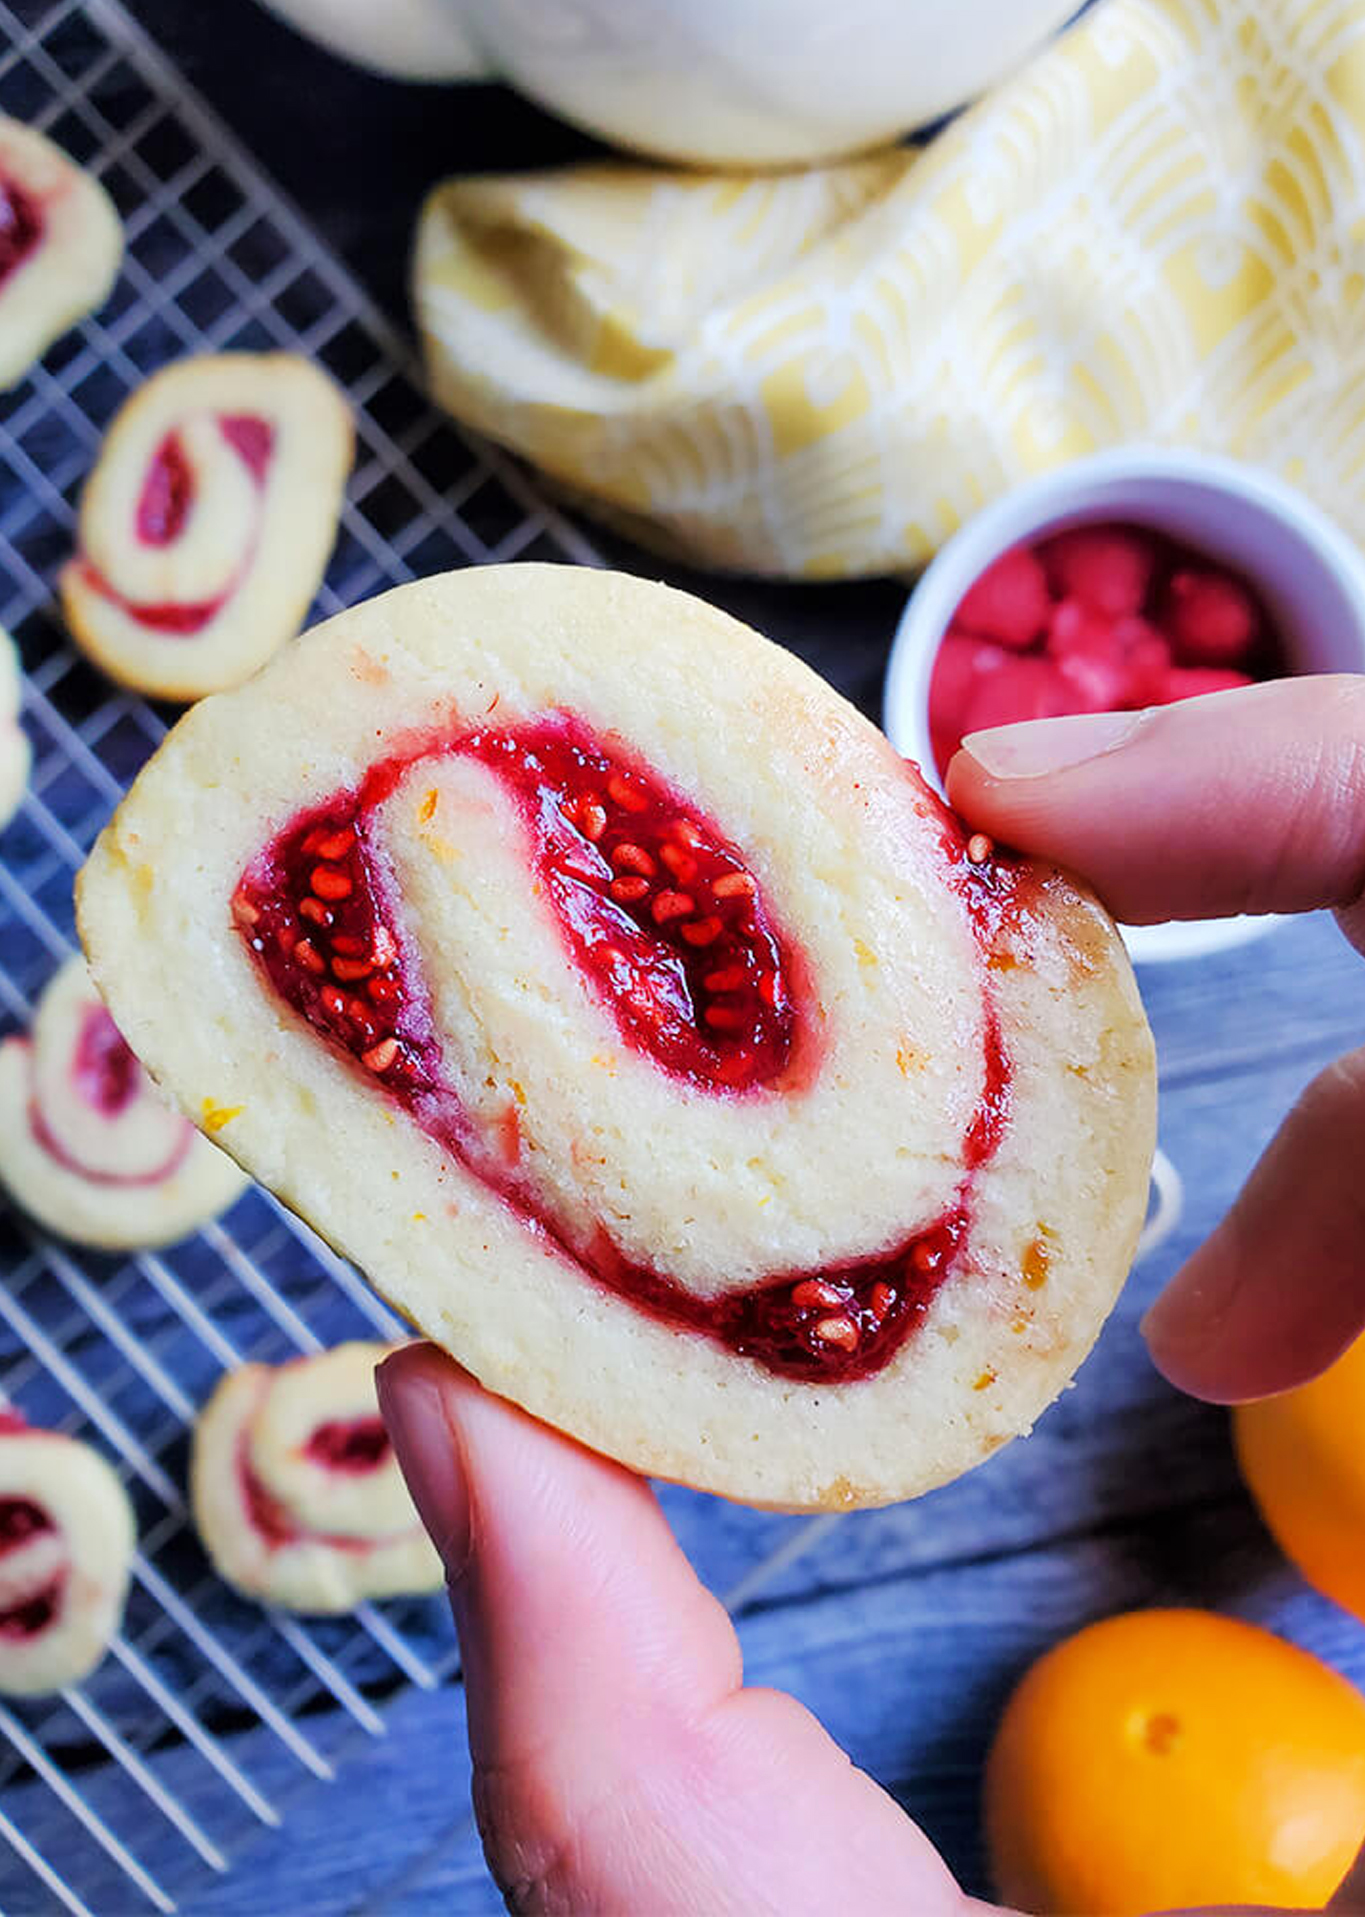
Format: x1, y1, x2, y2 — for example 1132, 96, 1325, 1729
883, 449, 1365, 964
257, 0, 1080, 165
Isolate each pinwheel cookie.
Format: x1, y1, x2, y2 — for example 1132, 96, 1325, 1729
61, 353, 352, 701
0, 1409, 136, 1696
0, 625, 30, 831
78, 566, 1156, 1510
0, 117, 121, 390
191, 1343, 441, 1611
0, 955, 248, 1249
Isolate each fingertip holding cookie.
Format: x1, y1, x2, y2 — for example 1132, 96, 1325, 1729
0, 116, 122, 391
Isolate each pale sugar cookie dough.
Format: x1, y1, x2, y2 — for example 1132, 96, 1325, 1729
0, 117, 121, 389
78, 566, 1156, 1509
61, 352, 352, 701
191, 1343, 442, 1612
0, 626, 30, 832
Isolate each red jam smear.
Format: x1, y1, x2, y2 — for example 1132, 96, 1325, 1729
237, 1440, 382, 1554
75, 572, 226, 636
72, 1005, 140, 1116
240, 1452, 297, 1549
19, 1031, 190, 1185
0, 177, 43, 288
592, 1202, 972, 1380
0, 1486, 61, 1640
218, 414, 274, 479
240, 718, 793, 1097
469, 722, 793, 1089
931, 522, 1278, 780
235, 716, 1014, 1384
28, 1093, 190, 1185
136, 434, 195, 545
0, 1579, 62, 1640
304, 1416, 390, 1474
85, 411, 275, 635
0, 1496, 53, 1556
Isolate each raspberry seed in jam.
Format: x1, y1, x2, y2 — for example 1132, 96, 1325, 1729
235, 712, 1012, 1385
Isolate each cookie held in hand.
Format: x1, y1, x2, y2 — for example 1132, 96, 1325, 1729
0, 117, 121, 389
78, 566, 1156, 1509
0, 955, 248, 1249
191, 1343, 442, 1612
60, 353, 352, 701
0, 1410, 135, 1696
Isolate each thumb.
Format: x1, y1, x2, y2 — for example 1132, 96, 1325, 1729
376, 1343, 975, 1917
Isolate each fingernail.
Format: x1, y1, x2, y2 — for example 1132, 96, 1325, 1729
376, 1358, 472, 1580
962, 709, 1148, 779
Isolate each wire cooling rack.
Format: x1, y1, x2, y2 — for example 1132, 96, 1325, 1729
0, 4, 852, 1910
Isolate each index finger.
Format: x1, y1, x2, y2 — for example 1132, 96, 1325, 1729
945, 676, 1365, 949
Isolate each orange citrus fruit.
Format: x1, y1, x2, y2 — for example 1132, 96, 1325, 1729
1235, 1330, 1365, 1622
984, 1608, 1365, 1915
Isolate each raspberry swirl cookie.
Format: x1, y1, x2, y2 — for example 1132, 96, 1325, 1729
0, 956, 248, 1249
78, 567, 1156, 1509
61, 353, 352, 701
0, 625, 30, 832
0, 118, 121, 390
0, 1409, 136, 1696
191, 1344, 442, 1611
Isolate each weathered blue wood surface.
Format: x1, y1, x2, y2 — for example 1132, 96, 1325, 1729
4, 909, 1363, 1912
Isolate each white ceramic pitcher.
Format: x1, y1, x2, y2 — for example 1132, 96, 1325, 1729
258, 0, 1083, 166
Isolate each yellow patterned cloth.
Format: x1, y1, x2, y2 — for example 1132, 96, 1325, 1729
415, 0, 1365, 579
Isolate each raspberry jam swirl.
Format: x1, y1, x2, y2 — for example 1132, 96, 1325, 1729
0, 1419, 63, 1640
24, 1003, 192, 1187
0, 177, 43, 289
71, 1005, 141, 1117
78, 413, 275, 635
0, 1577, 60, 1640
237, 1419, 391, 1553
235, 715, 1014, 1384
304, 1417, 390, 1475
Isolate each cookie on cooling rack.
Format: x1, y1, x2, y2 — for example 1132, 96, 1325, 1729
0, 117, 122, 390
0, 955, 248, 1249
0, 1408, 136, 1696
60, 352, 352, 702
0, 626, 30, 832
191, 1343, 442, 1612
77, 565, 1156, 1511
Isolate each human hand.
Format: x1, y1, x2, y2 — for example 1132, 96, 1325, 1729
949, 674, 1365, 1404
377, 675, 1365, 1915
